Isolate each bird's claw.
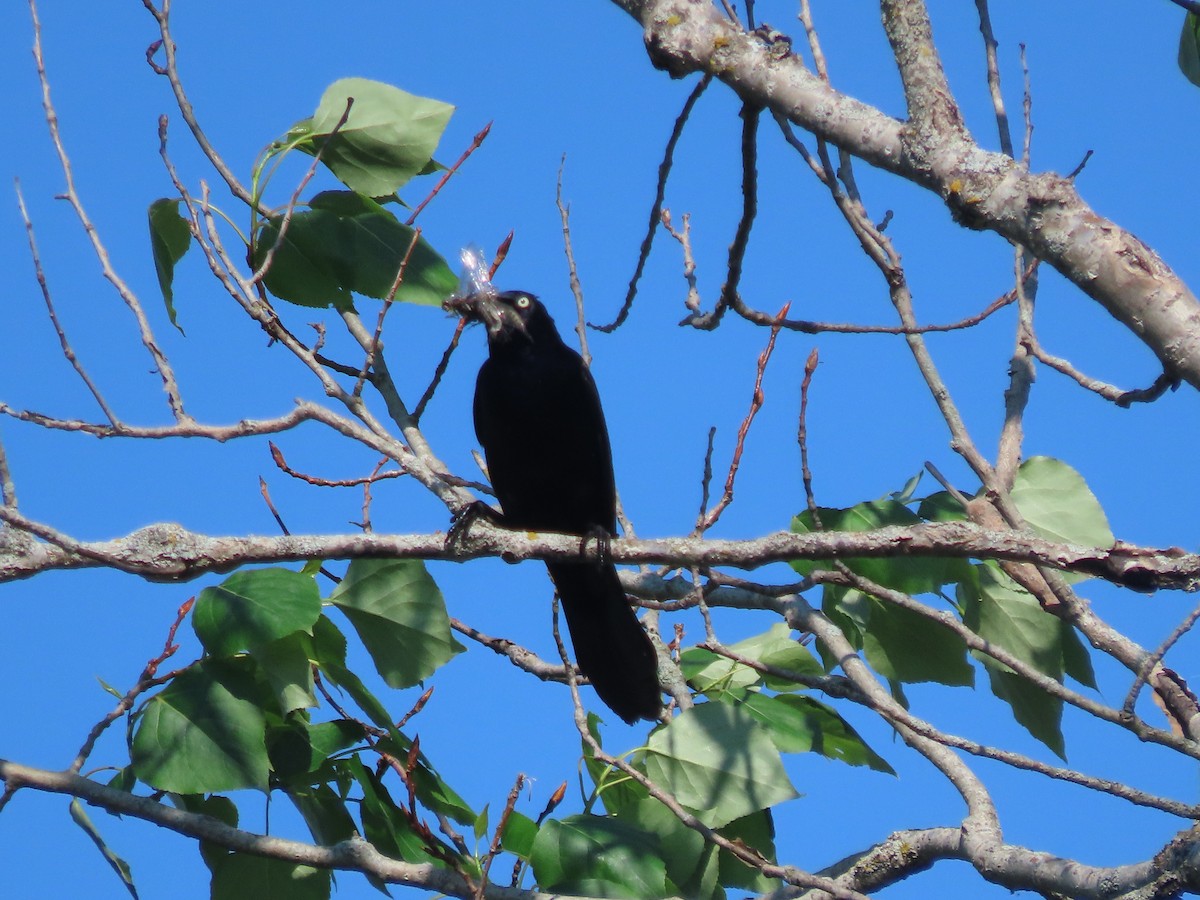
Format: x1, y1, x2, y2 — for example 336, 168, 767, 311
446, 501, 503, 552
579, 526, 613, 570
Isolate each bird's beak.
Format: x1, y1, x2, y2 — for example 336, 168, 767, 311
444, 291, 527, 341
443, 290, 491, 322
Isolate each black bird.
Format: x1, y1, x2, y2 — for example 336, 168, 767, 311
448, 289, 661, 723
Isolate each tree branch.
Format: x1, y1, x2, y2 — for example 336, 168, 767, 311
0, 510, 1193, 591
607, 0, 1200, 390
0, 759, 582, 900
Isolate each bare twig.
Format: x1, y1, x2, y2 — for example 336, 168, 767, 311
798, 347, 821, 517
974, 0, 1014, 157
268, 441, 403, 490
31, 0, 190, 423
698, 303, 789, 531
0, 433, 15, 510
594, 74, 711, 332
251, 97, 355, 286
354, 225, 423, 397
70, 598, 195, 773
555, 158, 590, 366
141, 0, 257, 208
1123, 599, 1200, 718
404, 121, 492, 226
14, 180, 119, 425
693, 426, 718, 533
1027, 340, 1179, 407
687, 102, 761, 330
477, 774, 525, 899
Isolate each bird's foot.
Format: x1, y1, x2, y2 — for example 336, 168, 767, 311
579, 526, 613, 570
446, 501, 504, 552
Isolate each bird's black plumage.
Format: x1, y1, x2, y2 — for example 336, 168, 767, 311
450, 289, 661, 723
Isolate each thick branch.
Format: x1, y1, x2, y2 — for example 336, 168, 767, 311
0, 759, 579, 900
607, 0, 1200, 389
0, 512, 1194, 590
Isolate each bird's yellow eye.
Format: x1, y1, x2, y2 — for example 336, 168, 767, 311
514, 294, 532, 309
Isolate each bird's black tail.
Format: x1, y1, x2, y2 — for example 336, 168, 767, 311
546, 560, 661, 723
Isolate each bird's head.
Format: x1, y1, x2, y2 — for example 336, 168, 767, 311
445, 289, 559, 348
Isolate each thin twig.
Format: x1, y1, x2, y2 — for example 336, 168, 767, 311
1020, 42, 1034, 168
257, 475, 340, 583
477, 774, 525, 900
141, 0, 257, 208
354, 225, 422, 397
555, 158, 590, 367
31, 0, 190, 423
698, 303, 789, 531
14, 180, 119, 426
251, 97, 355, 286
688, 102, 761, 330
1027, 340, 1179, 406
412, 318, 465, 423
358, 456, 391, 533
0, 432, 16, 510
974, 0, 1014, 157
1123, 599, 1200, 718
268, 442, 404, 489
693, 426, 718, 533
70, 598, 195, 773
414, 233, 512, 423
660, 210, 702, 315
405, 121, 492, 226
798, 347, 821, 516
594, 74, 711, 332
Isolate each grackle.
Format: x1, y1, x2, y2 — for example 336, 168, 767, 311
447, 289, 661, 723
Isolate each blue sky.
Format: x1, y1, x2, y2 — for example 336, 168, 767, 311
2, 2, 1199, 898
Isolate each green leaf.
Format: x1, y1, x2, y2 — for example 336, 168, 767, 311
791, 501, 963, 594
644, 702, 798, 829
267, 718, 365, 782
582, 712, 649, 817
916, 490, 968, 523
193, 568, 321, 658
970, 563, 1063, 677
530, 815, 667, 899
625, 796, 720, 900
343, 755, 457, 866
500, 811, 539, 860
131, 659, 270, 793
148, 198, 192, 333
986, 666, 1065, 759
257, 632, 317, 715
253, 191, 457, 309
682, 624, 822, 699
738, 693, 895, 773
329, 558, 464, 689
1181, 13, 1200, 87
855, 596, 974, 687
297, 78, 453, 197
286, 783, 359, 848
107, 766, 137, 796
310, 615, 403, 744
716, 811, 779, 892
680, 646, 762, 698
375, 733, 477, 825
962, 563, 1069, 756
1062, 624, 1098, 690
474, 805, 490, 843
69, 799, 139, 899
210, 854, 331, 900
174, 794, 238, 872
1009, 456, 1115, 550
